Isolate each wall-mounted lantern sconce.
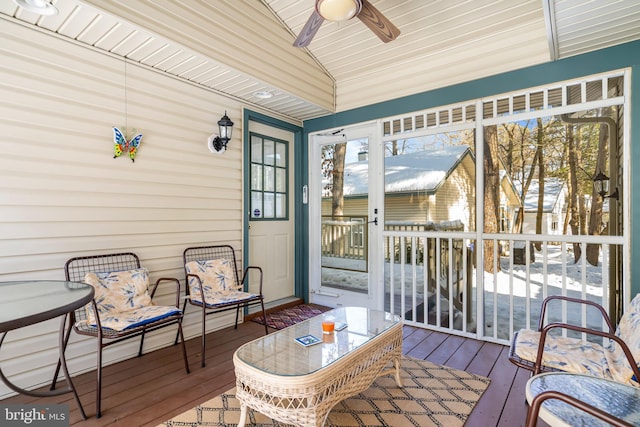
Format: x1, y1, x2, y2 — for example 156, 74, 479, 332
207, 111, 234, 153
593, 171, 619, 200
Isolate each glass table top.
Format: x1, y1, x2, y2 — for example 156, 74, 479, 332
0, 281, 94, 332
235, 306, 401, 376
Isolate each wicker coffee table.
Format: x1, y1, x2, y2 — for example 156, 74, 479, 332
233, 306, 403, 427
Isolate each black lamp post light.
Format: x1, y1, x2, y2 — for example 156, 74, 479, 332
593, 170, 619, 201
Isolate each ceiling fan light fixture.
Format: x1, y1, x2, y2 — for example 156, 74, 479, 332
316, 0, 361, 22
13, 0, 58, 16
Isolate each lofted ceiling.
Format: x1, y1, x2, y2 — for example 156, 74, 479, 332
1, 0, 640, 123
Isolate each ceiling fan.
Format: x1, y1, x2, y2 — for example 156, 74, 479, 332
293, 0, 400, 48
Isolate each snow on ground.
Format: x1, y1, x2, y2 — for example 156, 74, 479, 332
322, 245, 608, 341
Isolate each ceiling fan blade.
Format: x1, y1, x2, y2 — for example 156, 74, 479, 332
293, 10, 325, 47
357, 0, 400, 43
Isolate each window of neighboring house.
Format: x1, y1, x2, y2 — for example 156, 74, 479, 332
551, 212, 558, 231
499, 205, 510, 232
250, 133, 288, 220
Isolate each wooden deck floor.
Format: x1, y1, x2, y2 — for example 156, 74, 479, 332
1, 316, 546, 427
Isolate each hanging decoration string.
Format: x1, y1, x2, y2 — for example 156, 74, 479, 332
112, 58, 143, 162
124, 59, 128, 134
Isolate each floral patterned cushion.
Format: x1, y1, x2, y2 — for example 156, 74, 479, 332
513, 329, 610, 378
608, 294, 640, 384
514, 294, 640, 386
185, 259, 258, 307
82, 268, 180, 331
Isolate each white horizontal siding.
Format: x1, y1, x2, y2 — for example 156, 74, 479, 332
0, 18, 251, 398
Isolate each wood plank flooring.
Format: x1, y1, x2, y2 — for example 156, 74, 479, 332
1, 316, 546, 427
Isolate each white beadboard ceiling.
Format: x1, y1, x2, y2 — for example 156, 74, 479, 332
1, 0, 640, 122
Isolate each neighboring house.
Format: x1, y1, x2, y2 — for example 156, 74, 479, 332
499, 170, 523, 234
323, 146, 474, 229
322, 145, 522, 233
518, 178, 568, 235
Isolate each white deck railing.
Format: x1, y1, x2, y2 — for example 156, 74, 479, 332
383, 230, 625, 345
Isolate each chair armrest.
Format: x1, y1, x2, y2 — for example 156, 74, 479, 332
241, 266, 263, 295
80, 299, 106, 338
538, 295, 614, 333
151, 277, 182, 308
185, 273, 207, 305
534, 322, 640, 382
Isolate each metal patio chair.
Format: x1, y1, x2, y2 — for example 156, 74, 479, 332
52, 252, 190, 418
509, 294, 640, 385
179, 245, 268, 367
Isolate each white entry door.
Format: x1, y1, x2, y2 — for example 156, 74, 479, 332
308, 123, 383, 310
247, 121, 295, 304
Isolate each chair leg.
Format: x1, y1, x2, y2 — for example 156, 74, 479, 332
175, 298, 189, 345
177, 319, 190, 374
138, 330, 146, 357
234, 305, 241, 329
260, 299, 268, 335
201, 306, 207, 367
96, 342, 103, 418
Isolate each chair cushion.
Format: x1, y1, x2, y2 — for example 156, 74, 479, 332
609, 294, 640, 384
82, 268, 180, 331
513, 329, 610, 379
82, 305, 181, 331
185, 259, 258, 307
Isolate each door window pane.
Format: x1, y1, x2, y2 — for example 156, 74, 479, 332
251, 191, 263, 218
264, 166, 275, 192
276, 168, 286, 192
250, 133, 288, 220
251, 136, 262, 163
251, 164, 263, 191
276, 194, 285, 218
263, 193, 274, 218
276, 142, 286, 167
264, 139, 275, 165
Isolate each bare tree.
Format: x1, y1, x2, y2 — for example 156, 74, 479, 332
483, 125, 501, 273
534, 118, 545, 251
566, 123, 582, 261
587, 122, 609, 265
331, 143, 346, 219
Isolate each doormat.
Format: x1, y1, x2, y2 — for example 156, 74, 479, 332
252, 304, 326, 330
159, 356, 491, 427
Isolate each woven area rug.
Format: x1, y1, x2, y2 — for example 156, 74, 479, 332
252, 304, 325, 330
159, 356, 490, 427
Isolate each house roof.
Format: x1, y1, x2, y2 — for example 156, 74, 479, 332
518, 178, 566, 212
2, 1, 639, 121
342, 145, 470, 196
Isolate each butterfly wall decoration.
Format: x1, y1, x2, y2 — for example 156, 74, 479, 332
113, 127, 142, 162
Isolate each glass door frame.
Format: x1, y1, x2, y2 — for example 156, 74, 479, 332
308, 122, 385, 310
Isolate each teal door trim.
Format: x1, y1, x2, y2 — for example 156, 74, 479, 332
243, 110, 307, 302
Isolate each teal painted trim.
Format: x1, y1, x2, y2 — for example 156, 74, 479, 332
243, 110, 307, 302
305, 39, 640, 132
631, 65, 640, 298
303, 40, 640, 298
